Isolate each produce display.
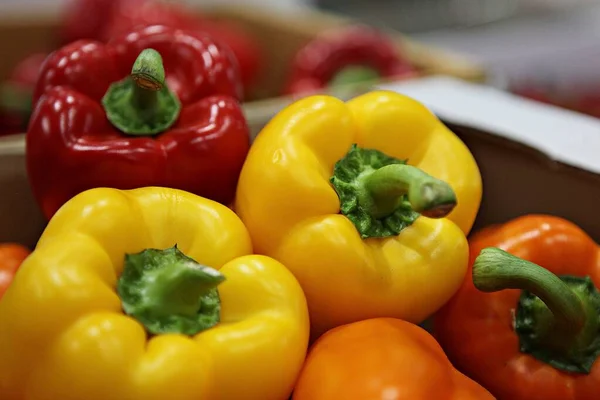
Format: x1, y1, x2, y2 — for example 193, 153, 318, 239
0, 0, 425, 137
0, 1, 599, 400
283, 25, 416, 96
0, 0, 265, 137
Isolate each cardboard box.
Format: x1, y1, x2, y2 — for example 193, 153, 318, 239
377, 76, 600, 240
2, 76, 600, 248
0, 5, 485, 125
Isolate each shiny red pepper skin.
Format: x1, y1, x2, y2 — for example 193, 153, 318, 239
103, 0, 262, 92
283, 25, 416, 95
27, 25, 250, 220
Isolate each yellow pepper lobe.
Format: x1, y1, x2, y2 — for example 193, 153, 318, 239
0, 187, 310, 400
118, 245, 225, 336
235, 91, 478, 338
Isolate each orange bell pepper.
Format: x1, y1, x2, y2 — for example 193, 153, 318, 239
0, 243, 30, 299
434, 215, 600, 400
293, 318, 494, 400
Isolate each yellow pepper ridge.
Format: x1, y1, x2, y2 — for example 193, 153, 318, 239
235, 90, 482, 338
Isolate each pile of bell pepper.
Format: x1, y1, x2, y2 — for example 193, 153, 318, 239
1, 8, 599, 400
0, 1, 422, 137
0, 0, 263, 136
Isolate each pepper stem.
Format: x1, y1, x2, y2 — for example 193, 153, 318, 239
142, 261, 224, 319
131, 48, 166, 91
329, 65, 380, 87
117, 246, 225, 336
330, 144, 457, 239
361, 164, 457, 219
473, 247, 600, 373
474, 247, 586, 330
102, 48, 180, 136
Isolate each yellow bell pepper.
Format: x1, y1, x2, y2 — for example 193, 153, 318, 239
0, 187, 309, 400
235, 91, 482, 338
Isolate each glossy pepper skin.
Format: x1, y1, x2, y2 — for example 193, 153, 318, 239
0, 187, 309, 400
293, 318, 495, 400
434, 215, 600, 400
27, 25, 250, 220
283, 25, 416, 96
0, 53, 47, 136
60, 0, 120, 43
103, 0, 262, 92
0, 244, 30, 300
235, 91, 482, 338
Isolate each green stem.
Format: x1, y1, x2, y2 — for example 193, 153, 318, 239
117, 246, 225, 336
102, 48, 180, 136
330, 144, 457, 239
473, 247, 600, 373
142, 261, 224, 319
474, 247, 586, 330
131, 48, 166, 91
361, 164, 457, 219
329, 65, 381, 87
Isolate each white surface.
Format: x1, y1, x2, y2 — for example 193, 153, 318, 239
413, 3, 600, 91
377, 76, 600, 174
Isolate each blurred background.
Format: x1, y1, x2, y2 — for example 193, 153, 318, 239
3, 0, 600, 132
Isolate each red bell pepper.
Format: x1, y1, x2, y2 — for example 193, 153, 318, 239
283, 25, 416, 96
0, 53, 47, 136
60, 0, 262, 92
27, 25, 250, 220
103, 0, 262, 92
60, 0, 121, 43
433, 215, 600, 400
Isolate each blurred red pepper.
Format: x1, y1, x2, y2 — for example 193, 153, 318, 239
283, 25, 416, 96
60, 0, 121, 43
101, 0, 199, 40
27, 25, 250, 220
60, 0, 262, 92
0, 53, 47, 136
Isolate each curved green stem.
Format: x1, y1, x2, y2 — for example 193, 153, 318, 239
362, 164, 456, 219
330, 144, 457, 239
102, 48, 180, 136
117, 246, 225, 336
473, 247, 600, 374
474, 247, 586, 330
